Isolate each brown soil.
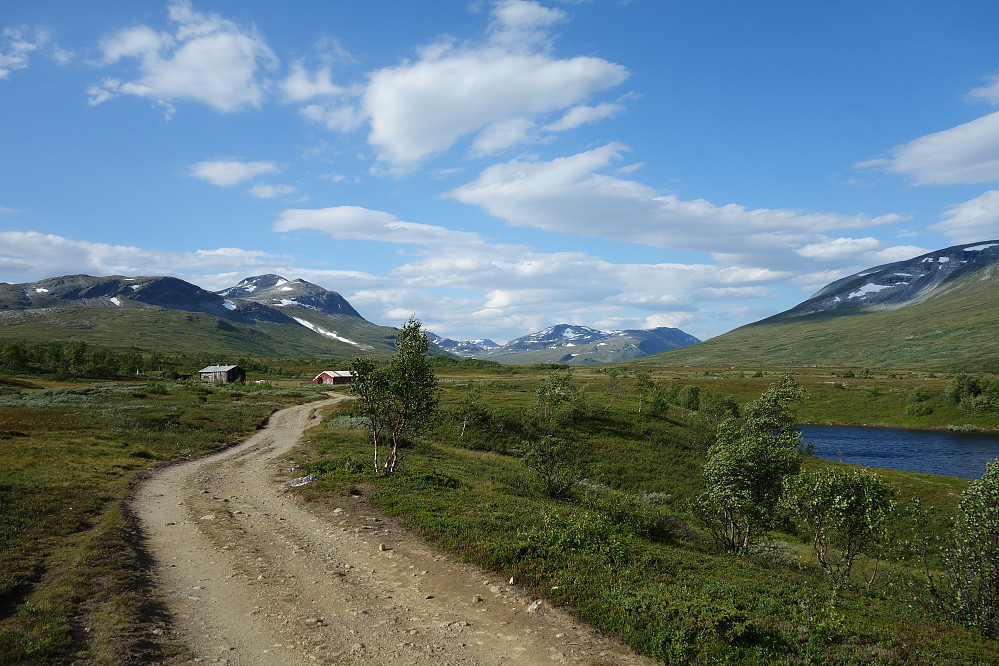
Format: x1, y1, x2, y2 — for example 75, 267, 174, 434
133, 395, 656, 665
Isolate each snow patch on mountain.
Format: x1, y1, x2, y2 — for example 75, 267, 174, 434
273, 299, 317, 310
292, 317, 364, 347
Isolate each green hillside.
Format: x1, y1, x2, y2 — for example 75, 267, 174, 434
640, 266, 999, 372
0, 306, 399, 360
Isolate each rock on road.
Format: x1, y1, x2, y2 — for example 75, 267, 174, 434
133, 395, 656, 665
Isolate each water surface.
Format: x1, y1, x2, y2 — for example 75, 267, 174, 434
800, 424, 999, 479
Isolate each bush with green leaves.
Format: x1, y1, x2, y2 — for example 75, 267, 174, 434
534, 368, 586, 431
348, 316, 439, 473
521, 434, 581, 499
699, 373, 805, 554
782, 467, 896, 588
944, 374, 999, 414
937, 458, 999, 636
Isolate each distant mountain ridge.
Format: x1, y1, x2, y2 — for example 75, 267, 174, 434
433, 323, 700, 365
427, 333, 500, 357
763, 240, 999, 322
0, 273, 400, 358
642, 239, 999, 370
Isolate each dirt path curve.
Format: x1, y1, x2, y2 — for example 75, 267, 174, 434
134, 396, 657, 665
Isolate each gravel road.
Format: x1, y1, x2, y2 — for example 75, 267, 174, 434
133, 395, 655, 665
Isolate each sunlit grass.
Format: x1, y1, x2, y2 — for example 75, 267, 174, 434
301, 370, 998, 664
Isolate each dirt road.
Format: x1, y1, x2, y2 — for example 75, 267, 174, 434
134, 396, 655, 665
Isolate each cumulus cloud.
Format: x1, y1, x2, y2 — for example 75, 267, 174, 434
381, 239, 792, 340
91, 0, 277, 113
190, 160, 280, 186
353, 0, 627, 167
273, 206, 482, 244
931, 190, 999, 243
0, 230, 283, 283
447, 143, 905, 265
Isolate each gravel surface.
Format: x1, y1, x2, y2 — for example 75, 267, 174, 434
133, 395, 656, 665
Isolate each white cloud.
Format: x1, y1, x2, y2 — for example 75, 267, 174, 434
859, 77, 999, 186
92, 0, 277, 113
248, 184, 297, 198
471, 117, 537, 155
795, 236, 882, 261
86, 77, 121, 105
487, 0, 567, 51
543, 102, 623, 131
365, 51, 626, 166
931, 190, 999, 243
967, 73, 999, 105
447, 143, 904, 265
280, 61, 345, 102
190, 160, 280, 186
357, 1, 627, 167
869, 111, 999, 185
273, 206, 482, 244
864, 245, 929, 264
0, 27, 44, 80
0, 230, 283, 283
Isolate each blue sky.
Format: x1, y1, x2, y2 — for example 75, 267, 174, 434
2, 1, 998, 343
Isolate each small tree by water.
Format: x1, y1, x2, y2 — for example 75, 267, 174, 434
699, 373, 805, 554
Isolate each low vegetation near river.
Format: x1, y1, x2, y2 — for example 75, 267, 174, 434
300, 339, 999, 663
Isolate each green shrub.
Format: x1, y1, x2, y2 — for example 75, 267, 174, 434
402, 470, 462, 490
938, 458, 999, 636
905, 402, 934, 417
309, 455, 364, 477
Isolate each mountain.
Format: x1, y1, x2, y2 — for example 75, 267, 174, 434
427, 333, 500, 357
212, 274, 404, 353
0, 273, 401, 358
217, 274, 362, 318
641, 240, 999, 371
456, 323, 700, 365
764, 240, 999, 321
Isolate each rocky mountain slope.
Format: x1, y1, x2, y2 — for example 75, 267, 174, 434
0, 273, 400, 358
642, 239, 999, 370
765, 240, 999, 322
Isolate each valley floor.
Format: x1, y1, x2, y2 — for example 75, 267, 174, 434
133, 395, 652, 665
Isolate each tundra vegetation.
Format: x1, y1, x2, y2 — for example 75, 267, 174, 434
4, 345, 999, 664
305, 364, 999, 664
0, 370, 324, 664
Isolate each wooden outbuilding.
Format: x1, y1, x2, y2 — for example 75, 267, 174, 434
313, 370, 354, 385
199, 365, 246, 383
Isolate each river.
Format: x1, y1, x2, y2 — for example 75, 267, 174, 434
799, 424, 999, 479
